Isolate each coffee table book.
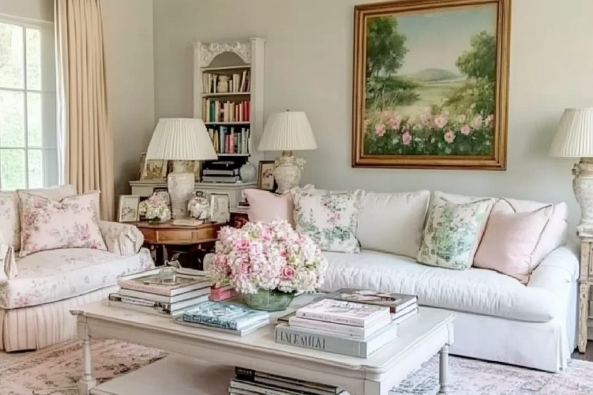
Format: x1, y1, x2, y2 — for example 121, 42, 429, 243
275, 320, 398, 358
296, 299, 390, 327
108, 293, 209, 316
234, 367, 346, 395
118, 269, 211, 296
176, 317, 269, 336
118, 286, 211, 304
287, 315, 388, 340
180, 301, 269, 331
325, 288, 417, 313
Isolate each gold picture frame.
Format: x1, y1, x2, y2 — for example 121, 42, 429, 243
257, 161, 276, 191
138, 153, 167, 181
352, 0, 511, 170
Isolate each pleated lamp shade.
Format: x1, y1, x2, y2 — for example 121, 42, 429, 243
550, 108, 593, 157
146, 118, 217, 160
259, 111, 317, 151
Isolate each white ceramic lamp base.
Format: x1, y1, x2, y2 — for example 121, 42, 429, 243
168, 161, 194, 219
273, 151, 305, 194
574, 157, 593, 237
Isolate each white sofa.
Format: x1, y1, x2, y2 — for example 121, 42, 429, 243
0, 185, 155, 352
319, 190, 577, 373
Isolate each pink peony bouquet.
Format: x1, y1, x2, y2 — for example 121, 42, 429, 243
209, 219, 327, 294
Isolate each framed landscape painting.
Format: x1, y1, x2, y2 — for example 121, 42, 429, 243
352, 0, 511, 169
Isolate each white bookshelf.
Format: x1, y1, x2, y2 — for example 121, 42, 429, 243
192, 38, 265, 164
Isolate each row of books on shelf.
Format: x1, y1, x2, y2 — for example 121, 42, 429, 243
203, 70, 250, 94
207, 126, 250, 155
230, 367, 349, 395
203, 99, 250, 123
274, 289, 418, 358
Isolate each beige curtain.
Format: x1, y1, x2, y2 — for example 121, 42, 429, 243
55, 0, 114, 220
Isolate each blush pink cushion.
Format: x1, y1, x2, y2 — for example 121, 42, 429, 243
474, 205, 552, 283
243, 189, 294, 226
18, 191, 107, 257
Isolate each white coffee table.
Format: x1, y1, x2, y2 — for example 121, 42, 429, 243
71, 294, 454, 395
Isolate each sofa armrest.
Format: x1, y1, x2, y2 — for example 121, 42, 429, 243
99, 221, 144, 256
0, 243, 17, 280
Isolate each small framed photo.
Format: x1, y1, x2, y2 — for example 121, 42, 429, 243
210, 193, 230, 223
258, 160, 276, 191
118, 195, 141, 222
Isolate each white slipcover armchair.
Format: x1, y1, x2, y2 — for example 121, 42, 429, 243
0, 185, 155, 352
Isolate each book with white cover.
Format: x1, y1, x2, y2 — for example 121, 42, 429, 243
108, 293, 209, 315
288, 314, 391, 340
118, 286, 210, 304
296, 299, 390, 327
118, 269, 210, 296
275, 320, 398, 358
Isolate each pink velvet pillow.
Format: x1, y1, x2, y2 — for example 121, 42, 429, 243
243, 189, 294, 226
18, 191, 107, 257
474, 205, 552, 283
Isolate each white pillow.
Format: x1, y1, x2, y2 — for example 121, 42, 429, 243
356, 190, 430, 258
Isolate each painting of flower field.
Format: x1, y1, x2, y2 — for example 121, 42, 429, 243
352, 0, 511, 169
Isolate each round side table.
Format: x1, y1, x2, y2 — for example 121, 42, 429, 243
135, 221, 222, 269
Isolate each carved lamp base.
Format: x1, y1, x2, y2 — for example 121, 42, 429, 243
168, 161, 194, 219
574, 157, 593, 238
273, 151, 305, 194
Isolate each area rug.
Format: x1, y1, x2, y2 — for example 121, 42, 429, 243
0, 340, 592, 395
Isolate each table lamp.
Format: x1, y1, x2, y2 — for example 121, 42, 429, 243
549, 107, 593, 236
146, 118, 217, 218
258, 111, 317, 193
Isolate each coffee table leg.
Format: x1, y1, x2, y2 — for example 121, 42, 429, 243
77, 318, 97, 394
438, 344, 450, 394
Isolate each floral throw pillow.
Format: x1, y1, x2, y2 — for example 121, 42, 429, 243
291, 187, 364, 253
417, 197, 494, 270
18, 191, 107, 257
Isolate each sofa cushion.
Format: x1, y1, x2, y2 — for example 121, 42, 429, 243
0, 248, 154, 309
291, 187, 364, 253
0, 185, 78, 251
243, 189, 295, 226
431, 192, 568, 266
321, 249, 574, 322
356, 190, 430, 259
418, 196, 494, 270
18, 190, 107, 257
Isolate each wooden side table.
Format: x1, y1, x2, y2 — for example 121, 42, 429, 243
579, 237, 592, 353
135, 221, 222, 269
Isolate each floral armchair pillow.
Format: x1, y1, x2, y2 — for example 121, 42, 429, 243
291, 187, 364, 253
18, 191, 107, 257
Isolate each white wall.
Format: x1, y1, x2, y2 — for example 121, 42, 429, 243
153, 0, 593, 230
0, 0, 52, 22
102, 0, 155, 199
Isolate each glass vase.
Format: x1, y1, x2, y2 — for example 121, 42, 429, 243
242, 289, 295, 312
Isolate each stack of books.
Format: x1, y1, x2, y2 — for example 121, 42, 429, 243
275, 298, 397, 358
201, 160, 242, 183
175, 301, 269, 336
108, 269, 211, 317
325, 288, 419, 324
230, 367, 350, 395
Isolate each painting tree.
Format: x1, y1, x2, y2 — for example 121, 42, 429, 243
365, 17, 416, 110
445, 31, 497, 116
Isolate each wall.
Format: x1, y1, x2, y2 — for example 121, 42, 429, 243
102, 0, 155, 199
153, 0, 593, 230
0, 0, 52, 22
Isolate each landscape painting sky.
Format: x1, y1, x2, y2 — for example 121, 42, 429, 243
396, 5, 497, 76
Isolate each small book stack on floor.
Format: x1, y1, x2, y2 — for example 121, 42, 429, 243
230, 367, 351, 395
108, 268, 211, 317
175, 301, 270, 336
275, 289, 418, 358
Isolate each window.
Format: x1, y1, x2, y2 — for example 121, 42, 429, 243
0, 17, 58, 190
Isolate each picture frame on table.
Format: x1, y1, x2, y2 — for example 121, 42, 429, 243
258, 161, 276, 191
210, 193, 230, 223
118, 195, 140, 222
351, 0, 511, 170
138, 152, 167, 181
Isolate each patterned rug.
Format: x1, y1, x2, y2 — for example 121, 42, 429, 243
0, 340, 592, 395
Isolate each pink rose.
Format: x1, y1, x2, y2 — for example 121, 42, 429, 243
457, 114, 467, 123
471, 115, 483, 128
434, 114, 448, 129
375, 123, 386, 137
234, 238, 250, 251
389, 115, 402, 130
280, 266, 295, 279
460, 125, 472, 135
444, 130, 455, 143
402, 131, 412, 146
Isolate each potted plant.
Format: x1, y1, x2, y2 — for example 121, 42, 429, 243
208, 219, 327, 311
138, 195, 171, 225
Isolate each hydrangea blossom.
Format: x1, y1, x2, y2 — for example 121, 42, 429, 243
208, 219, 327, 294
138, 195, 171, 221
